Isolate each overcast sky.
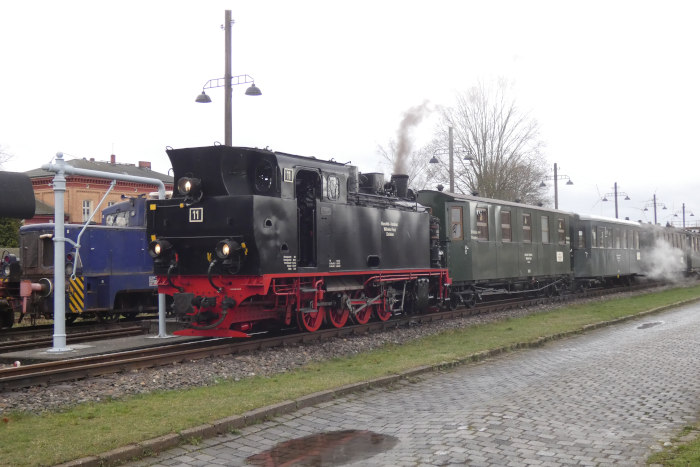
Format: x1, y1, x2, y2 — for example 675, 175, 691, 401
1, 1, 698, 226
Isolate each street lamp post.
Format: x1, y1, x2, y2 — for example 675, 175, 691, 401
539, 163, 573, 210
195, 10, 261, 146
643, 194, 667, 225
670, 203, 695, 229
429, 126, 472, 193
602, 182, 630, 219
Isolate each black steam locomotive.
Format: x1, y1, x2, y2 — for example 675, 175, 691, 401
146, 146, 449, 337
147, 145, 700, 338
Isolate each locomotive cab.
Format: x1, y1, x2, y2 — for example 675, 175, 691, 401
147, 146, 357, 278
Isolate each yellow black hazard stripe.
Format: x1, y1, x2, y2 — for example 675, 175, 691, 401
68, 276, 85, 314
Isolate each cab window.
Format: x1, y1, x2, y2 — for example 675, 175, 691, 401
327, 175, 340, 200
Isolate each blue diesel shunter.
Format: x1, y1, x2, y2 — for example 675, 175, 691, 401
18, 196, 158, 323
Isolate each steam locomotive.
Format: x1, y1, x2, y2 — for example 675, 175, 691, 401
146, 146, 449, 337
146, 145, 700, 338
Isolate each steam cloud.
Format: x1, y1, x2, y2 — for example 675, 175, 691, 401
394, 101, 432, 175
642, 239, 687, 283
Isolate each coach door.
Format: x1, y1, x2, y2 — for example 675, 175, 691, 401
296, 170, 321, 268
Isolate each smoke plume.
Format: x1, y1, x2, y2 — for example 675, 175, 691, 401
642, 239, 687, 283
394, 101, 432, 174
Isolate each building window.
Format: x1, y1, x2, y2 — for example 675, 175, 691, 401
523, 213, 532, 243
476, 207, 489, 241
541, 216, 550, 244
501, 211, 512, 242
557, 218, 566, 245
450, 206, 463, 240
82, 200, 93, 223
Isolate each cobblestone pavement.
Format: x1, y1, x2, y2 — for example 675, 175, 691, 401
128, 304, 700, 466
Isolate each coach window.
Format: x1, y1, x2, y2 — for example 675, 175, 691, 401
596, 226, 605, 248
634, 231, 639, 249
605, 228, 613, 249
501, 211, 512, 242
577, 229, 585, 248
557, 218, 566, 245
591, 227, 596, 248
476, 207, 489, 241
613, 229, 621, 249
541, 216, 550, 244
522, 213, 532, 243
450, 206, 463, 240
622, 229, 628, 249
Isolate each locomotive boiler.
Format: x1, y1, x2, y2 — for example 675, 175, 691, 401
146, 146, 450, 337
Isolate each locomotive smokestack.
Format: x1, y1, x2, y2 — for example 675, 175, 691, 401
391, 174, 409, 199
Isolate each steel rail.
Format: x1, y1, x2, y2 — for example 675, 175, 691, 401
0, 326, 146, 353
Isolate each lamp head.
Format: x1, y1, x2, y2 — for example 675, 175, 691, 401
245, 83, 262, 96
196, 91, 212, 103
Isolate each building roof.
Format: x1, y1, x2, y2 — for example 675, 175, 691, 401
25, 157, 173, 184
34, 198, 54, 216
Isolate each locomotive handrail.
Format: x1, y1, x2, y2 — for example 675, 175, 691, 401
71, 180, 117, 281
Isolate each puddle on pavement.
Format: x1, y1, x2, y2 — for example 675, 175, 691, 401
637, 321, 663, 329
246, 429, 399, 466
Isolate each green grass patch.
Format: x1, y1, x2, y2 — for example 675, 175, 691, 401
2, 285, 700, 466
647, 425, 700, 465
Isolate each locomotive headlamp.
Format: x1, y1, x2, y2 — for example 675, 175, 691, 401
215, 239, 241, 260
65, 253, 75, 276
149, 239, 173, 258
177, 177, 202, 197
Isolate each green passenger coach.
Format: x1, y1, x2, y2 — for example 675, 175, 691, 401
417, 190, 572, 306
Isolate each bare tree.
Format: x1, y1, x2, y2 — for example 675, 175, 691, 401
435, 81, 549, 204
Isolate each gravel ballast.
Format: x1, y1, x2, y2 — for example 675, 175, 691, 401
0, 289, 669, 415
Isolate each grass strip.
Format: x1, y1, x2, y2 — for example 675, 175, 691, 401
2, 285, 700, 466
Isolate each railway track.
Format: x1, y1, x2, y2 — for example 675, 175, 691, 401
0, 284, 649, 391
0, 325, 148, 353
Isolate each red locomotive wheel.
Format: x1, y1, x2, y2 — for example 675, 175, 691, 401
297, 306, 326, 332
354, 306, 372, 324
327, 306, 349, 328
354, 302, 372, 325
375, 303, 391, 322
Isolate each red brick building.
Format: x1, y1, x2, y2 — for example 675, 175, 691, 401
24, 155, 173, 225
